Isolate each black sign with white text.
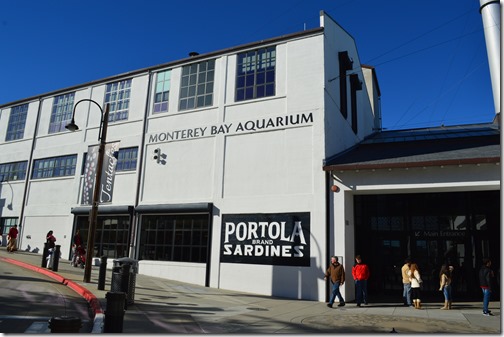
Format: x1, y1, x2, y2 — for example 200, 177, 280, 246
221, 212, 310, 266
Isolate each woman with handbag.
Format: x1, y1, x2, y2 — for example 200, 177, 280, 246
408, 263, 422, 309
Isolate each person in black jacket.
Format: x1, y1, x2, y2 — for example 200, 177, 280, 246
479, 258, 494, 316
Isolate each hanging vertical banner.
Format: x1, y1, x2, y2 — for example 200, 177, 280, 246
81, 145, 99, 205
81, 141, 120, 205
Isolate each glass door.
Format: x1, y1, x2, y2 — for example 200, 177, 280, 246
412, 236, 470, 298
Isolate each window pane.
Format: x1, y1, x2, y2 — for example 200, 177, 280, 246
153, 70, 171, 114
179, 60, 215, 111
32, 155, 77, 179
115, 147, 137, 172
235, 47, 276, 102
139, 214, 209, 262
105, 79, 131, 122
0, 161, 28, 181
6, 104, 28, 141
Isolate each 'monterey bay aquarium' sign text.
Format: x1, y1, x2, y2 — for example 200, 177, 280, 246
148, 112, 313, 144
220, 212, 310, 266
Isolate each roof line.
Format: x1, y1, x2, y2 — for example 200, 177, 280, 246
323, 156, 500, 171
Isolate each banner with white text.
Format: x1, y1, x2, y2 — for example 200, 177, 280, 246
221, 212, 310, 266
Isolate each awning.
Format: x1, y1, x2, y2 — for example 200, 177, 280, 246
134, 202, 213, 214
71, 205, 134, 215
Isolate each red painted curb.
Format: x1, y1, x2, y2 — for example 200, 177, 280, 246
0, 256, 103, 315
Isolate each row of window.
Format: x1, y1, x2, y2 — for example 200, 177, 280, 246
75, 213, 209, 263
139, 214, 209, 262
3, 47, 277, 142
0, 147, 138, 182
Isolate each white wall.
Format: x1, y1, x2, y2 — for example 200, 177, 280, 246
16, 74, 147, 256
321, 12, 376, 158
333, 164, 500, 194
0, 12, 385, 302
136, 29, 332, 300
139, 260, 207, 285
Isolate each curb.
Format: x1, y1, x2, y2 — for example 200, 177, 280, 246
0, 256, 103, 333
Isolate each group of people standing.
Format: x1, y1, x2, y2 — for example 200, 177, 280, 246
326, 254, 495, 316
402, 256, 495, 315
402, 257, 457, 310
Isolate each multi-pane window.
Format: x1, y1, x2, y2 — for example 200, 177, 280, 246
32, 155, 77, 179
49, 93, 75, 133
77, 216, 129, 258
179, 60, 215, 111
116, 147, 138, 171
139, 214, 209, 263
236, 46, 276, 101
6, 104, 28, 141
153, 70, 171, 114
80, 147, 138, 174
105, 79, 131, 122
0, 161, 28, 182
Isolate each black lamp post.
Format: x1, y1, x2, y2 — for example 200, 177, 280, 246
66, 99, 110, 283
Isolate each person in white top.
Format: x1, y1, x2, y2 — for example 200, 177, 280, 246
408, 263, 422, 309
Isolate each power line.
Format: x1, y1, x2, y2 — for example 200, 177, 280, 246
370, 28, 483, 68
364, 7, 476, 64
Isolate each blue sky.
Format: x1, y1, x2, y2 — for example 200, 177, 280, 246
0, 0, 496, 130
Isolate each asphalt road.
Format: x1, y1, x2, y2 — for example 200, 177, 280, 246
0, 259, 93, 333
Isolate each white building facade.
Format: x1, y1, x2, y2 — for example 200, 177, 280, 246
0, 11, 498, 303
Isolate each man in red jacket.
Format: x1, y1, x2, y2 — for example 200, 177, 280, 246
352, 255, 370, 306
7, 225, 18, 253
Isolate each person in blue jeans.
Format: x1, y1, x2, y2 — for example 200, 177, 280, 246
479, 258, 494, 316
352, 255, 370, 306
438, 264, 454, 309
324, 256, 346, 308
401, 258, 412, 307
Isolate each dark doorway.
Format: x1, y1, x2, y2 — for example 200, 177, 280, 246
354, 191, 499, 302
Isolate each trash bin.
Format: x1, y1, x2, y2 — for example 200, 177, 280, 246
110, 266, 123, 293
112, 257, 138, 305
104, 292, 125, 333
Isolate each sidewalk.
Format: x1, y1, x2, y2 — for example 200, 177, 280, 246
0, 248, 500, 334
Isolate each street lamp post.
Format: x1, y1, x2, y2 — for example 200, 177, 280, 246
66, 99, 110, 283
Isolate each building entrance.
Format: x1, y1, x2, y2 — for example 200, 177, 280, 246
354, 191, 499, 302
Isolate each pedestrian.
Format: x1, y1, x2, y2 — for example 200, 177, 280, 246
439, 264, 454, 309
324, 255, 346, 308
7, 225, 18, 253
401, 257, 412, 307
71, 229, 83, 266
408, 263, 422, 309
46, 230, 56, 249
479, 257, 495, 316
352, 255, 370, 306
45, 230, 57, 268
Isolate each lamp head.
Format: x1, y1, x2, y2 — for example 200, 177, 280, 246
65, 119, 79, 132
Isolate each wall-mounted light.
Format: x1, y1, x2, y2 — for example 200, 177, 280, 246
152, 148, 167, 165
331, 185, 340, 193
153, 148, 161, 163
